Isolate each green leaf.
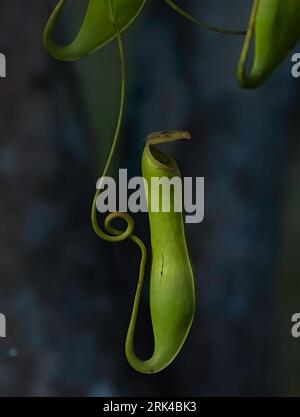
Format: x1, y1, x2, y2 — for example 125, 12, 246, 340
43, 0, 146, 61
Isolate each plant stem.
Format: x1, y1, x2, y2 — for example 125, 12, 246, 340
237, 0, 260, 87
164, 0, 246, 36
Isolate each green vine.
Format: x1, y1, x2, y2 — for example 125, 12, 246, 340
164, 0, 246, 36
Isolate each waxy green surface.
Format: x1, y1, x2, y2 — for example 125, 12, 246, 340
125, 131, 196, 374
44, 0, 145, 61
239, 0, 300, 88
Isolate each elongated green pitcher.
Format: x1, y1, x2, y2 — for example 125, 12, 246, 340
125, 131, 196, 374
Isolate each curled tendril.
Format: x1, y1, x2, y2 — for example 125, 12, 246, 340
91, 32, 129, 243
89, 30, 147, 299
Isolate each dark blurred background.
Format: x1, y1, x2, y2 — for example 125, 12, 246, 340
0, 0, 300, 396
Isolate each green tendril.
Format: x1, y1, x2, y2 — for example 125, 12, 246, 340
90, 33, 149, 373
237, 0, 260, 88
164, 0, 246, 36
91, 34, 135, 240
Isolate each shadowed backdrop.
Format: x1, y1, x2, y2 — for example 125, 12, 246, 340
0, 0, 299, 396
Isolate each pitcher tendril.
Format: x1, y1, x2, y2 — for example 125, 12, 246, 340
164, 0, 246, 36
91, 33, 129, 243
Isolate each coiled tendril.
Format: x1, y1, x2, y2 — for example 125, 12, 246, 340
90, 33, 148, 331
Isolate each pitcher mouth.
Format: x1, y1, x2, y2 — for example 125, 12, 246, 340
147, 130, 191, 143
146, 145, 177, 172
145, 130, 191, 172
